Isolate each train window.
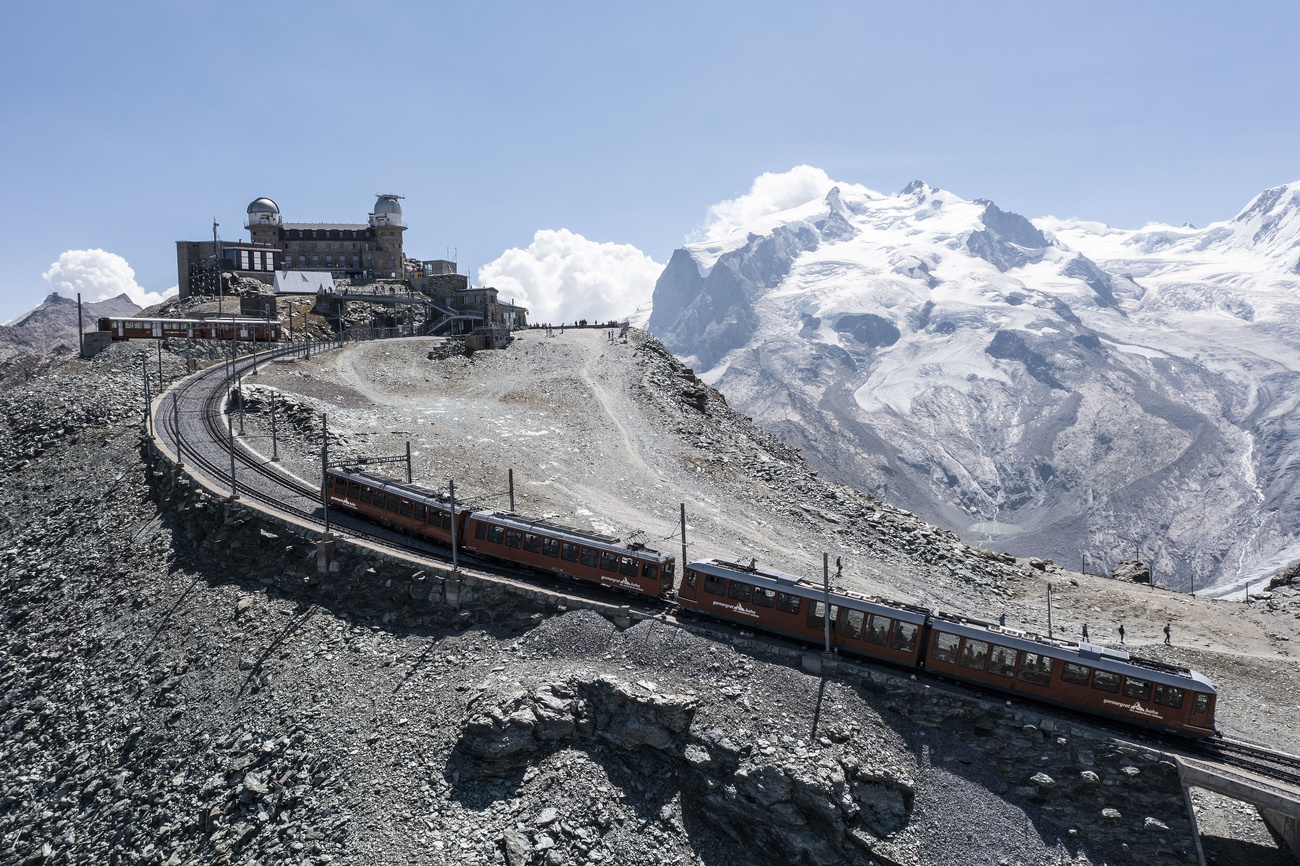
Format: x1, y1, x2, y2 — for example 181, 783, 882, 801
361, 487, 372, 503
1061, 663, 1092, 686
1153, 684, 1184, 709
838, 609, 864, 640
988, 646, 1017, 677
326, 475, 335, 489
1194, 694, 1209, 714
400, 500, 413, 517
727, 581, 752, 602
1091, 670, 1122, 693
504, 530, 523, 549
1017, 653, 1052, 686
580, 548, 599, 568
931, 632, 960, 664
866, 615, 892, 646
889, 621, 919, 653
753, 587, 775, 608
413, 504, 425, 521
542, 538, 560, 558
685, 569, 697, 587
805, 602, 839, 631
387, 496, 400, 513
620, 557, 639, 577
704, 574, 726, 596
443, 513, 453, 530
373, 492, 386, 508
348, 482, 360, 498
642, 563, 658, 579
475, 521, 486, 539
776, 593, 801, 614
600, 552, 619, 572
523, 534, 542, 553
958, 639, 989, 671
1122, 678, 1152, 702
561, 543, 580, 562
488, 525, 506, 544
663, 562, 674, 577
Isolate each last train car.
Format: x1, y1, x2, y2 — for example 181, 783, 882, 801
678, 559, 928, 668
324, 466, 470, 547
97, 316, 281, 342
922, 616, 1217, 737
462, 512, 676, 599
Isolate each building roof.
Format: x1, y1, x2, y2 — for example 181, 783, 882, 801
282, 223, 370, 231
247, 197, 279, 214
273, 270, 337, 295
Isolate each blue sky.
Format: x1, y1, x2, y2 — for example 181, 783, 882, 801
3, 1, 1299, 321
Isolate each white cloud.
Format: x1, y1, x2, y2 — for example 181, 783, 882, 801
477, 229, 664, 325
43, 249, 176, 309
700, 165, 838, 240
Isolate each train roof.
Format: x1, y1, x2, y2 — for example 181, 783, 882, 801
473, 510, 673, 562
930, 616, 1216, 693
688, 558, 930, 624
328, 466, 468, 512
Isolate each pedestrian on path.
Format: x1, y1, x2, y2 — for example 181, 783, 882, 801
1118, 624, 1126, 644
1082, 624, 1089, 642
1164, 622, 1172, 645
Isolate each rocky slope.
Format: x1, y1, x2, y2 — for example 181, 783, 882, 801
2, 333, 1298, 865
649, 179, 1300, 595
0, 292, 140, 389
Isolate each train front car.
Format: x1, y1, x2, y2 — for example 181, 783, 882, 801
463, 512, 675, 599
324, 467, 470, 547
679, 559, 928, 668
923, 617, 1217, 737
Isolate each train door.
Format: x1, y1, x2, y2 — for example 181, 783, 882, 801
152, 321, 162, 338
240, 327, 249, 340
1188, 692, 1214, 730
117, 321, 125, 338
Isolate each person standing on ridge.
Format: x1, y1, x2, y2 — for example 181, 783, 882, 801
1082, 624, 1089, 642
1164, 622, 1172, 645
1118, 624, 1126, 644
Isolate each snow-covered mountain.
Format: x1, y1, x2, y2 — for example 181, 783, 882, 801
649, 178, 1300, 596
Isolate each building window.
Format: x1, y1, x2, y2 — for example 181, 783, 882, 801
311, 256, 319, 267
298, 255, 306, 268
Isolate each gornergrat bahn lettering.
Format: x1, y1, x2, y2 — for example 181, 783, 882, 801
324, 466, 1219, 739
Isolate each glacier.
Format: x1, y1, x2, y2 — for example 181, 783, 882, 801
649, 177, 1300, 596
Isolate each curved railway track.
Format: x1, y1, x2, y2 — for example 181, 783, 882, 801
152, 338, 1300, 792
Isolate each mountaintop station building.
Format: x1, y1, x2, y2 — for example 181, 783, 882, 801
176, 195, 527, 332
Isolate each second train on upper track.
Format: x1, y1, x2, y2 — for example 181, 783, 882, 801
324, 464, 1218, 739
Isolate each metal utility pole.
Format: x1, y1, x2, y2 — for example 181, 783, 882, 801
823, 553, 832, 653
322, 413, 330, 534
214, 219, 223, 316
237, 373, 245, 435
449, 480, 458, 572
1047, 583, 1055, 645
405, 441, 412, 483
172, 391, 182, 468
76, 293, 83, 359
270, 391, 279, 461
157, 339, 163, 383
679, 504, 687, 572
508, 468, 515, 512
141, 356, 152, 436
226, 395, 238, 500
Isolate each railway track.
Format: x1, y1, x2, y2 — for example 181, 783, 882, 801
153, 338, 1300, 790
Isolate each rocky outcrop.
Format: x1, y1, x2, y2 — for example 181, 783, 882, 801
1112, 560, 1152, 583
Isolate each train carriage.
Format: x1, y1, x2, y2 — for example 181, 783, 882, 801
462, 512, 676, 599
97, 316, 281, 342
922, 617, 1217, 736
324, 467, 469, 546
678, 559, 929, 668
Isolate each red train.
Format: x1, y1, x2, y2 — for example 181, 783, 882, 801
98, 316, 282, 342
321, 468, 1217, 738
679, 559, 1217, 738
324, 467, 676, 597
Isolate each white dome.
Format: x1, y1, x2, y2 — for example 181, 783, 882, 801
247, 197, 279, 214
373, 195, 402, 215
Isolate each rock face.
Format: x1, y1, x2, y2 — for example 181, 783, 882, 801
0, 292, 139, 389
649, 177, 1300, 594
1112, 560, 1151, 583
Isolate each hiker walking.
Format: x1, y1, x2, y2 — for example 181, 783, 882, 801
1164, 622, 1172, 645
1118, 624, 1125, 644
1082, 624, 1089, 642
